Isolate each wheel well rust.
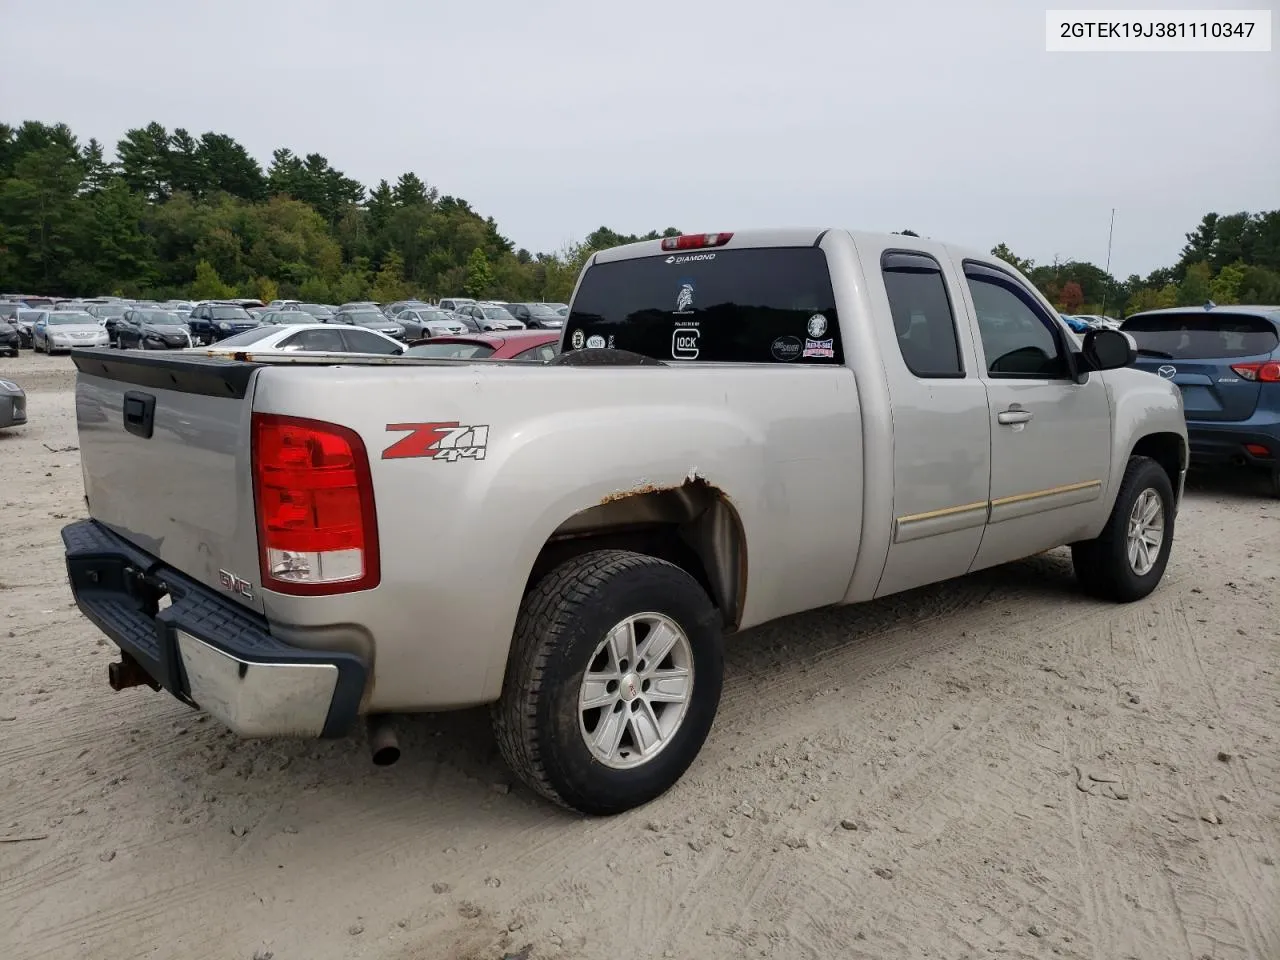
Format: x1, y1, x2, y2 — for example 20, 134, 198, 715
527, 478, 747, 630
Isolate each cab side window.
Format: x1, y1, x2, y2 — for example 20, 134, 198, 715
881, 252, 963, 378
964, 263, 1070, 379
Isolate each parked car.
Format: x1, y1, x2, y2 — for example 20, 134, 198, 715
455, 302, 523, 331
59, 227, 1187, 816
0, 378, 26, 429
1124, 304, 1280, 496
332, 307, 407, 340
0, 302, 28, 347
396, 307, 467, 339
115, 310, 194, 350
189, 302, 259, 344
384, 300, 432, 318
13, 310, 40, 348
258, 309, 321, 326
18, 296, 55, 309
34, 310, 109, 352
1060, 313, 1091, 334
437, 297, 476, 313
85, 303, 128, 331
288, 303, 336, 321
405, 329, 561, 361
547, 302, 569, 317
501, 302, 566, 329
0, 318, 20, 356
197, 322, 405, 356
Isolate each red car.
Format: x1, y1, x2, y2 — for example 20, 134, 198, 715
405, 329, 561, 361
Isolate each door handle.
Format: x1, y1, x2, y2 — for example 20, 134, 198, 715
997, 408, 1033, 425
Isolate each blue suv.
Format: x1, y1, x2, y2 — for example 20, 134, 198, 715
1123, 305, 1280, 497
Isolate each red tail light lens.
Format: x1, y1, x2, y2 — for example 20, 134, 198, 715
251, 413, 380, 595
1244, 443, 1271, 458
660, 232, 734, 252
1231, 361, 1280, 382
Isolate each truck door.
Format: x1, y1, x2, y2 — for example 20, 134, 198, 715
959, 261, 1112, 572
870, 249, 993, 597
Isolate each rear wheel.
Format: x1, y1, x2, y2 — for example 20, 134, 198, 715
492, 549, 723, 815
1072, 456, 1175, 602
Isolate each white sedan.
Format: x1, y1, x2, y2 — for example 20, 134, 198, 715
194, 322, 405, 357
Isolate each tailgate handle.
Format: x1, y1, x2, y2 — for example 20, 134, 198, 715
122, 390, 157, 439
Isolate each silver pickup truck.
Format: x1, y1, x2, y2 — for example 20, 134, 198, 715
62, 228, 1187, 815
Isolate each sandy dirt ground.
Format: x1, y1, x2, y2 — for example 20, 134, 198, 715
1, 350, 1278, 960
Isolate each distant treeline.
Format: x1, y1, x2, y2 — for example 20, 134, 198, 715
1, 121, 1277, 314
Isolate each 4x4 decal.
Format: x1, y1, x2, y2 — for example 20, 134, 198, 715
382, 422, 490, 461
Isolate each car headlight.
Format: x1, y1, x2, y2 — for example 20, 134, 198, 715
218, 322, 230, 330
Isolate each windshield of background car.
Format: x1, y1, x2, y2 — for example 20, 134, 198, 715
47, 312, 96, 324
1122, 313, 1279, 360
481, 307, 514, 320
298, 303, 332, 316
405, 341, 496, 359
349, 311, 388, 326
0, 304, 20, 319
210, 305, 252, 320
18, 310, 43, 321
214, 327, 280, 346
92, 305, 127, 318
420, 309, 452, 321
138, 311, 184, 325
564, 246, 844, 364
526, 304, 561, 319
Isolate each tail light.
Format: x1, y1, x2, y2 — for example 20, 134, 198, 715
1244, 443, 1272, 458
251, 413, 380, 595
1230, 361, 1280, 382
660, 232, 734, 252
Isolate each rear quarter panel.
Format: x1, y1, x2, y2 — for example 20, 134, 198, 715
252, 362, 863, 711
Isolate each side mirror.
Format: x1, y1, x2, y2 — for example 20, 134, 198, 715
1081, 328, 1135, 373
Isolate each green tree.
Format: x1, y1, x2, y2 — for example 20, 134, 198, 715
1209, 261, 1246, 305
116, 122, 172, 201
370, 251, 410, 302
990, 242, 1033, 274
191, 259, 233, 299
464, 247, 495, 298
1176, 262, 1212, 306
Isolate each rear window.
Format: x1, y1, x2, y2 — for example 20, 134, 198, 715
564, 247, 843, 364
1122, 313, 1279, 360
406, 342, 496, 359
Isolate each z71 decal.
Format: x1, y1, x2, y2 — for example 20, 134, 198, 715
383, 422, 490, 461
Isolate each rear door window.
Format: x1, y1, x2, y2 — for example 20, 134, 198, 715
280, 328, 346, 351
341, 329, 401, 354
565, 247, 843, 364
881, 252, 963, 378
1122, 313, 1280, 359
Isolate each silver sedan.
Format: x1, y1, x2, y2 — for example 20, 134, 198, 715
34, 311, 110, 353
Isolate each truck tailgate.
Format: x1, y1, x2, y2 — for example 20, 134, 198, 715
72, 350, 266, 615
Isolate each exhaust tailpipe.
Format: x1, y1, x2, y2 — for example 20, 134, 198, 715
108, 653, 159, 691
367, 714, 401, 766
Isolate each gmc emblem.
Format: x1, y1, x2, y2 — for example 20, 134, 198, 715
218, 569, 254, 600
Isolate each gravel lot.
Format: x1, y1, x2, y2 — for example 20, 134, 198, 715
2, 351, 1278, 960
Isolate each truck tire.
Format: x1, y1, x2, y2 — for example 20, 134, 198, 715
1071, 455, 1175, 602
492, 549, 723, 815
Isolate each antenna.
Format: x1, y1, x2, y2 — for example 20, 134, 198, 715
1101, 208, 1116, 318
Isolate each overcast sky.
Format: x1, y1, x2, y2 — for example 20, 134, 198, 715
3, 0, 1276, 277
